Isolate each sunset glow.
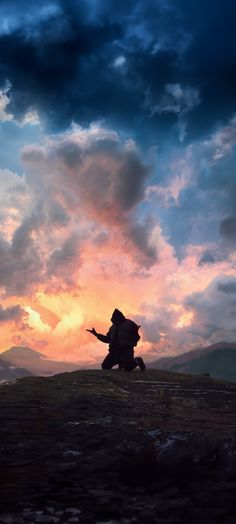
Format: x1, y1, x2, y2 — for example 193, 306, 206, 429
24, 306, 51, 334
176, 312, 194, 329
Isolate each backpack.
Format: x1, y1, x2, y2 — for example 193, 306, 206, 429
131, 322, 141, 346
118, 319, 141, 347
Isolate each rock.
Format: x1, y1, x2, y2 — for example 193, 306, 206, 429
0, 369, 236, 522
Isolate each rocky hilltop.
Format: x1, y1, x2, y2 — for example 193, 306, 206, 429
0, 369, 236, 523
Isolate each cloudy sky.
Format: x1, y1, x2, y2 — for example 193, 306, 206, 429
0, 0, 236, 364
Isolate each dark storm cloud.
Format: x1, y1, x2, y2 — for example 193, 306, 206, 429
0, 0, 235, 139
47, 234, 81, 284
218, 280, 236, 295
0, 1, 123, 127
136, 316, 161, 345
0, 304, 23, 322
184, 275, 236, 340
198, 249, 227, 267
198, 250, 217, 266
113, 151, 150, 211
0, 229, 43, 296
176, 0, 236, 139
219, 216, 236, 246
125, 219, 158, 267
0, 200, 70, 296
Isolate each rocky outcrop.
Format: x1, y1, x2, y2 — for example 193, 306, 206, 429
0, 369, 236, 523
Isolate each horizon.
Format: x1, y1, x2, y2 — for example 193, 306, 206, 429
0, 1, 236, 365
1, 340, 236, 368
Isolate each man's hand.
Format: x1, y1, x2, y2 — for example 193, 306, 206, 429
86, 327, 97, 336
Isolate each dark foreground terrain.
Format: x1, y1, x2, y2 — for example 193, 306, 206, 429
0, 369, 236, 523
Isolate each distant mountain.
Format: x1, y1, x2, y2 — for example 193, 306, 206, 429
151, 342, 236, 382
1, 346, 46, 361
0, 357, 33, 382
0, 346, 80, 377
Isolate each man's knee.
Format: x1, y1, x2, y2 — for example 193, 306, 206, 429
101, 357, 113, 369
101, 362, 110, 369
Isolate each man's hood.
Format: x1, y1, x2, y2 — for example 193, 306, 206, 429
111, 309, 126, 324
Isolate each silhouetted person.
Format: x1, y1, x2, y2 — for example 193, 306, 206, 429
87, 308, 145, 371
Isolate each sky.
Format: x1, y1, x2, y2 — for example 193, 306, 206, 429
0, 0, 236, 364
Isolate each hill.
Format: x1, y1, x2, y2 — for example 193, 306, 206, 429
151, 342, 236, 382
0, 346, 80, 376
0, 369, 236, 522
0, 357, 33, 382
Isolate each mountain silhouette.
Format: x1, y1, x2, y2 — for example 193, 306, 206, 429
0, 346, 80, 377
151, 342, 236, 382
0, 357, 33, 382
1, 346, 46, 361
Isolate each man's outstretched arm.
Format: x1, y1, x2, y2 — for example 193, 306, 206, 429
86, 327, 110, 343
